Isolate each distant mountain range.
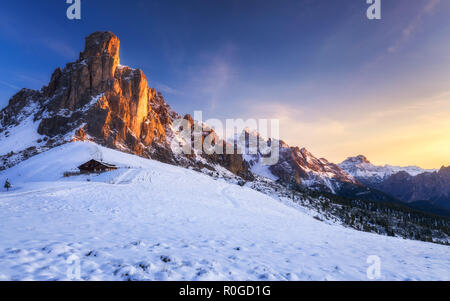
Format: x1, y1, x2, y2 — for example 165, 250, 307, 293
339, 155, 450, 214
376, 167, 450, 211
339, 155, 436, 185
241, 130, 357, 194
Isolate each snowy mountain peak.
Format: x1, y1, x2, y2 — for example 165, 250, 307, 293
339, 155, 436, 185
299, 147, 312, 157
440, 166, 450, 174
341, 155, 371, 165
241, 135, 357, 193
81, 31, 120, 63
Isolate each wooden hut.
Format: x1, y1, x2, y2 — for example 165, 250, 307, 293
78, 159, 117, 173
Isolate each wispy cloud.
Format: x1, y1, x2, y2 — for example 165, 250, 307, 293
362, 0, 444, 72
236, 85, 450, 169
0, 80, 20, 90
196, 59, 232, 111
387, 0, 441, 53
15, 73, 47, 88
153, 81, 182, 96
43, 39, 77, 60
0, 10, 76, 59
185, 43, 237, 112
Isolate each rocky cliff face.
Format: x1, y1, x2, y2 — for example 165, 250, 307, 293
0, 31, 252, 179
239, 129, 358, 193
37, 31, 170, 155
269, 143, 358, 193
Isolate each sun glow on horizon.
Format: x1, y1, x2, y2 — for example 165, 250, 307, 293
250, 91, 450, 170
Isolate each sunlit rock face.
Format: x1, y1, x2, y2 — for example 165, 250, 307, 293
43, 32, 120, 111
37, 32, 169, 155
0, 31, 253, 179
269, 142, 359, 192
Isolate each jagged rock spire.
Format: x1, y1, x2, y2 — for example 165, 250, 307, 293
81, 31, 120, 61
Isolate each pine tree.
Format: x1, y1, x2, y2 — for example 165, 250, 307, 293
4, 179, 11, 192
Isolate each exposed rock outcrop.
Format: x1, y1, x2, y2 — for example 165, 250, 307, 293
35, 32, 168, 155
239, 129, 358, 192
269, 142, 358, 192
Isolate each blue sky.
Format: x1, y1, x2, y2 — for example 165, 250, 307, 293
1, 0, 449, 168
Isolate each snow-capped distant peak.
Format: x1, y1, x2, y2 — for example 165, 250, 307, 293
339, 155, 436, 183
342, 155, 371, 165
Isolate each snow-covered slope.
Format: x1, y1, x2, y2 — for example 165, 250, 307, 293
339, 155, 436, 185
0, 102, 43, 156
0, 142, 448, 281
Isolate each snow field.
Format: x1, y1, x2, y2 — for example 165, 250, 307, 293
0, 142, 448, 280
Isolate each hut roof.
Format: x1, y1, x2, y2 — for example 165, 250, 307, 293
78, 159, 117, 170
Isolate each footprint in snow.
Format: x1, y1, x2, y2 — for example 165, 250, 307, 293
160, 255, 172, 263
